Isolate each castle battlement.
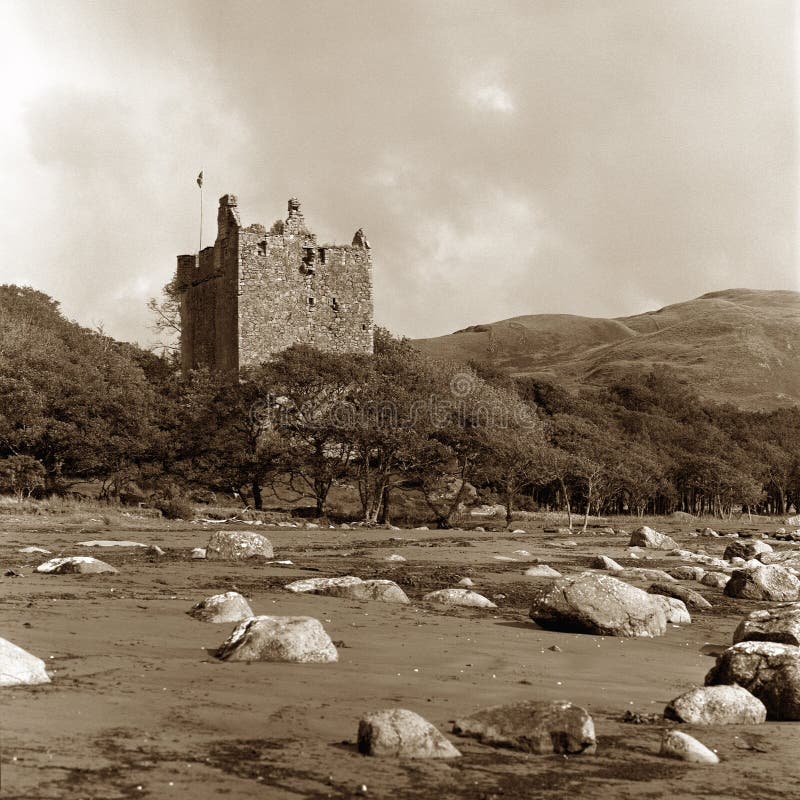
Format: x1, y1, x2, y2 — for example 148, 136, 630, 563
176, 195, 374, 372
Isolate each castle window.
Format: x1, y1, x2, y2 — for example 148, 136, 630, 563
331, 297, 339, 311
303, 247, 315, 265
362, 324, 367, 331
318, 248, 326, 264
308, 297, 315, 308
257, 240, 267, 256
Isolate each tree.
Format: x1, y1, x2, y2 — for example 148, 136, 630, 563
146, 277, 181, 357
0, 455, 45, 500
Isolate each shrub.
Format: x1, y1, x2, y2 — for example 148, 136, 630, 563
156, 497, 195, 520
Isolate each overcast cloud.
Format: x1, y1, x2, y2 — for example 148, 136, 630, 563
0, 0, 797, 345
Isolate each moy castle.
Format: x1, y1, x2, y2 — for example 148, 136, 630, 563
175, 195, 374, 372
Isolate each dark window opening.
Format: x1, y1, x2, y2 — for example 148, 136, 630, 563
332, 297, 339, 311
318, 247, 326, 264
257, 240, 267, 256
303, 247, 315, 265
308, 297, 315, 308
361, 324, 367, 331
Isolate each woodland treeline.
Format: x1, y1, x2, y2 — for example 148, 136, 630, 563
1, 285, 798, 526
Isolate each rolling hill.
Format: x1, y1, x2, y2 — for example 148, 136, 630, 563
413, 289, 800, 410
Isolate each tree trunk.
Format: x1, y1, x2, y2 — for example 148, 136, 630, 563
252, 480, 263, 511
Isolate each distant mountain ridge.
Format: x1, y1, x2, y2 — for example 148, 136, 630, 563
413, 289, 800, 410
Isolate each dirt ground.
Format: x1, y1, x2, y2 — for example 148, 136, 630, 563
1, 514, 798, 799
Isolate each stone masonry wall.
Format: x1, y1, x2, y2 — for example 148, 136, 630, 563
177, 195, 373, 373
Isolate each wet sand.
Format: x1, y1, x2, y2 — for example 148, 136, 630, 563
1, 519, 798, 799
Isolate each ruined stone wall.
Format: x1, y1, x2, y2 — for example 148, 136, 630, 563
177, 194, 374, 373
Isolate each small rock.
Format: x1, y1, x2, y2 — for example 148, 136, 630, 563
358, 709, 460, 758
591, 555, 623, 571
35, 556, 117, 575
511, 529, 526, 534
660, 730, 719, 764
648, 582, 712, 610
423, 589, 496, 608
724, 564, 800, 602
723, 540, 773, 562
651, 595, 692, 624
629, 526, 679, 550
668, 566, 706, 581
665, 685, 766, 725
733, 602, 800, 646
285, 576, 410, 604
384, 554, 406, 562
188, 591, 254, 623
548, 644, 562, 652
18, 546, 51, 555
146, 545, 165, 556
524, 565, 562, 578
457, 577, 474, 587
78, 540, 147, 548
704, 640, 800, 720
215, 615, 338, 663
205, 530, 274, 561
700, 572, 729, 589
191, 547, 207, 559
618, 568, 676, 583
0, 637, 50, 686
453, 700, 596, 754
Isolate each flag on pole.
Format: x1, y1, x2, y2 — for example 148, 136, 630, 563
197, 170, 203, 188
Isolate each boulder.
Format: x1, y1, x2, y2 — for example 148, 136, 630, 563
457, 577, 475, 587
529, 572, 667, 638
423, 589, 496, 608
205, 530, 274, 561
0, 637, 50, 687
648, 582, 712, 610
651, 595, 691, 625
659, 730, 719, 764
700, 527, 719, 537
723, 540, 772, 561
285, 576, 410, 604
692, 555, 730, 570
665, 685, 766, 725
35, 556, 117, 575
358, 709, 460, 758
759, 550, 800, 568
452, 700, 596, 754
704, 640, 800, 720
629, 526, 679, 550
188, 591, 253, 623
723, 565, 800, 602
384, 554, 406, 562
18, 546, 51, 555
524, 565, 562, 578
785, 515, 800, 526
733, 602, 800, 646
191, 547, 207, 559
215, 615, 337, 663
591, 555, 623, 571
700, 572, 729, 589
668, 566, 706, 581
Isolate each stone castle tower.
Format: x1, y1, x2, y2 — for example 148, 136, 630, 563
175, 195, 374, 372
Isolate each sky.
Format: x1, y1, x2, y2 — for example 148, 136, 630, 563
0, 0, 797, 346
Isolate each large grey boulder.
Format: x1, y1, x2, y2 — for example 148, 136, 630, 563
648, 582, 712, 610
723, 540, 772, 561
35, 556, 117, 575
759, 550, 800, 569
724, 565, 800, 602
215, 615, 337, 663
423, 589, 496, 608
660, 730, 719, 764
358, 709, 461, 758
285, 576, 409, 604
188, 591, 254, 623
629, 526, 679, 550
665, 685, 766, 725
205, 530, 274, 561
591, 555, 623, 571
733, 602, 800, 646
0, 638, 50, 687
453, 700, 595, 754
704, 640, 800, 720
529, 572, 667, 638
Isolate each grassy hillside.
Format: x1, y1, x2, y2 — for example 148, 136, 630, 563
413, 289, 800, 410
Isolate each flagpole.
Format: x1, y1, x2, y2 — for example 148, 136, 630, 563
199, 179, 203, 255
